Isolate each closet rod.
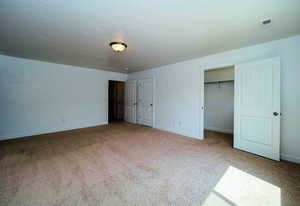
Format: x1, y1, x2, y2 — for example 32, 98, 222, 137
204, 80, 234, 84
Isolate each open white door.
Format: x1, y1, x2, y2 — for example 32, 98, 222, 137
125, 80, 137, 124
137, 78, 153, 127
234, 57, 280, 161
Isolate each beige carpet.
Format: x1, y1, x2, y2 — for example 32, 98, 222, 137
0, 122, 299, 206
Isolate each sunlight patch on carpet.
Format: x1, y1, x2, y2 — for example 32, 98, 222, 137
202, 166, 281, 206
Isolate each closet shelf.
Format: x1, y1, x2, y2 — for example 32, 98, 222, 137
204, 80, 234, 84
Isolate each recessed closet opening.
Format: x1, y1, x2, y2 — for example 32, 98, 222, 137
204, 66, 234, 145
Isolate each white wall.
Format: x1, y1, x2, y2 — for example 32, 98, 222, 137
205, 66, 234, 83
128, 35, 300, 164
204, 82, 234, 134
0, 55, 127, 140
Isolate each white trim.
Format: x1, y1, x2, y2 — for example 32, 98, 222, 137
280, 154, 300, 164
0, 122, 108, 141
106, 80, 109, 123
152, 76, 156, 128
155, 126, 199, 140
199, 69, 204, 139
205, 127, 233, 134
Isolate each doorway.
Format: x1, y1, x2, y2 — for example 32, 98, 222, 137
204, 66, 235, 144
108, 80, 125, 123
124, 79, 154, 127
201, 57, 281, 161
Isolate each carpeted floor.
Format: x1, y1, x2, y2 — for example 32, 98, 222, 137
0, 122, 300, 206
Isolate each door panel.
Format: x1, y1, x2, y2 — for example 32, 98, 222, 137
240, 117, 272, 145
234, 57, 280, 161
125, 80, 137, 124
137, 79, 153, 127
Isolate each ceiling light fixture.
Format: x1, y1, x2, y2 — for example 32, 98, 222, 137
109, 42, 127, 52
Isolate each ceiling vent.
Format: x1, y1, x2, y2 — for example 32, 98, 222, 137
261, 18, 272, 26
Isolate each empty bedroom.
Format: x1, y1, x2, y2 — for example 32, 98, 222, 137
1, 1, 300, 206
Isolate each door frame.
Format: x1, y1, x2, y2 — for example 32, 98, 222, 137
200, 64, 235, 139
136, 77, 155, 127
200, 57, 281, 161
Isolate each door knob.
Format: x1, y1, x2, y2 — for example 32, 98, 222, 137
273, 112, 279, 116
150, 104, 153, 106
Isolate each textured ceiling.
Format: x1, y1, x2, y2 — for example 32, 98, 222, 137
0, 0, 300, 73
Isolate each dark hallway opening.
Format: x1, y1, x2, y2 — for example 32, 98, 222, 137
108, 80, 125, 123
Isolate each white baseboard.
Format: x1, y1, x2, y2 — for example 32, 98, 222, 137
280, 154, 300, 164
205, 127, 233, 134
155, 126, 202, 140
0, 122, 108, 141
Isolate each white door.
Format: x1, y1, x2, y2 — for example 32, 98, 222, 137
137, 78, 153, 127
125, 80, 137, 124
234, 57, 280, 161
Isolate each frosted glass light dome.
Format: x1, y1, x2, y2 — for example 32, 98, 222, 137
110, 42, 127, 52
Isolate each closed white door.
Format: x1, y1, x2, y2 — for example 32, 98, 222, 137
125, 80, 137, 124
234, 57, 280, 161
137, 78, 153, 127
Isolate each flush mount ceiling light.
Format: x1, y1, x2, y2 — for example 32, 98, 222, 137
109, 42, 127, 52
